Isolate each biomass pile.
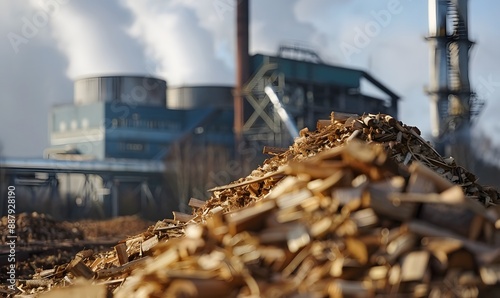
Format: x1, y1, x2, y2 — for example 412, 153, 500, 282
198, 112, 498, 217
0, 214, 153, 283
0, 212, 84, 245
5, 112, 500, 298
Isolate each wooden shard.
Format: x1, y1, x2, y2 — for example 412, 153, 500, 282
188, 198, 206, 209
114, 243, 128, 265
173, 211, 195, 223
225, 200, 275, 235
400, 251, 430, 282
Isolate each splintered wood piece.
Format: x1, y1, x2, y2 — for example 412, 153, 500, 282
448, 249, 476, 270
125, 234, 144, 256
75, 249, 94, 259
287, 224, 311, 253
173, 211, 195, 223
67, 259, 95, 280
346, 129, 362, 143
439, 185, 466, 203
285, 161, 345, 179
276, 188, 312, 209
479, 264, 500, 285
114, 243, 129, 265
368, 177, 417, 221
38, 268, 56, 278
469, 215, 484, 241
39, 284, 107, 298
20, 279, 53, 289
422, 237, 463, 255
225, 200, 276, 235
408, 220, 495, 257
368, 266, 389, 281
363, 115, 378, 127
330, 257, 344, 278
332, 186, 364, 206
389, 191, 458, 205
259, 225, 290, 244
141, 235, 159, 253
308, 146, 345, 163
316, 119, 331, 130
208, 168, 285, 192
188, 198, 206, 209
418, 203, 475, 237
331, 111, 360, 123
409, 162, 454, 192
384, 115, 397, 126
388, 264, 401, 286
267, 176, 306, 200
351, 208, 378, 229
344, 147, 390, 180
263, 146, 288, 155
165, 279, 236, 298
385, 233, 418, 264
145, 249, 179, 274
400, 251, 430, 282
328, 280, 373, 298
96, 257, 149, 279
345, 237, 368, 264
310, 217, 333, 238
308, 171, 345, 194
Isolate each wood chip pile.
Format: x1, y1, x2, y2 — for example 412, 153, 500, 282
6, 112, 500, 298
0, 213, 84, 245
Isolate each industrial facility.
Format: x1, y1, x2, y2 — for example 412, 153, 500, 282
1, 50, 397, 220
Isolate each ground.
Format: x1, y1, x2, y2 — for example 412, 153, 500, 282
0, 213, 154, 281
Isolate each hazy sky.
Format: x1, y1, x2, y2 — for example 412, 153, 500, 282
1, 0, 499, 158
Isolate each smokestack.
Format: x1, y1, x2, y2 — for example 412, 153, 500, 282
427, 0, 476, 167
234, 0, 249, 146
427, 0, 449, 141
449, 0, 472, 121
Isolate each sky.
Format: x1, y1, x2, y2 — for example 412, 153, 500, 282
0, 0, 499, 159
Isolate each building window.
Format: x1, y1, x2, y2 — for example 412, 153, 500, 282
82, 118, 89, 129
120, 143, 145, 152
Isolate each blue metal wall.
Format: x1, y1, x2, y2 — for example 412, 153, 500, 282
50, 102, 235, 161
251, 54, 363, 88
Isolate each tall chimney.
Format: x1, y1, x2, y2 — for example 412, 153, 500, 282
427, 0, 449, 142
234, 0, 249, 146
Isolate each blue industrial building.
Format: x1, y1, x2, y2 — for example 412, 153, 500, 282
241, 52, 399, 147
49, 76, 235, 161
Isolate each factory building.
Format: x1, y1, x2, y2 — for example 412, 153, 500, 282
49, 76, 234, 160
241, 51, 399, 147
2, 54, 398, 220
48, 57, 398, 161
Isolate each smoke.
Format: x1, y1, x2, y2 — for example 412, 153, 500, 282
0, 0, 151, 157
44, 0, 150, 78
123, 0, 233, 86
0, 1, 71, 157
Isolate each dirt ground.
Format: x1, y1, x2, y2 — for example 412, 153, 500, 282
0, 213, 154, 280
